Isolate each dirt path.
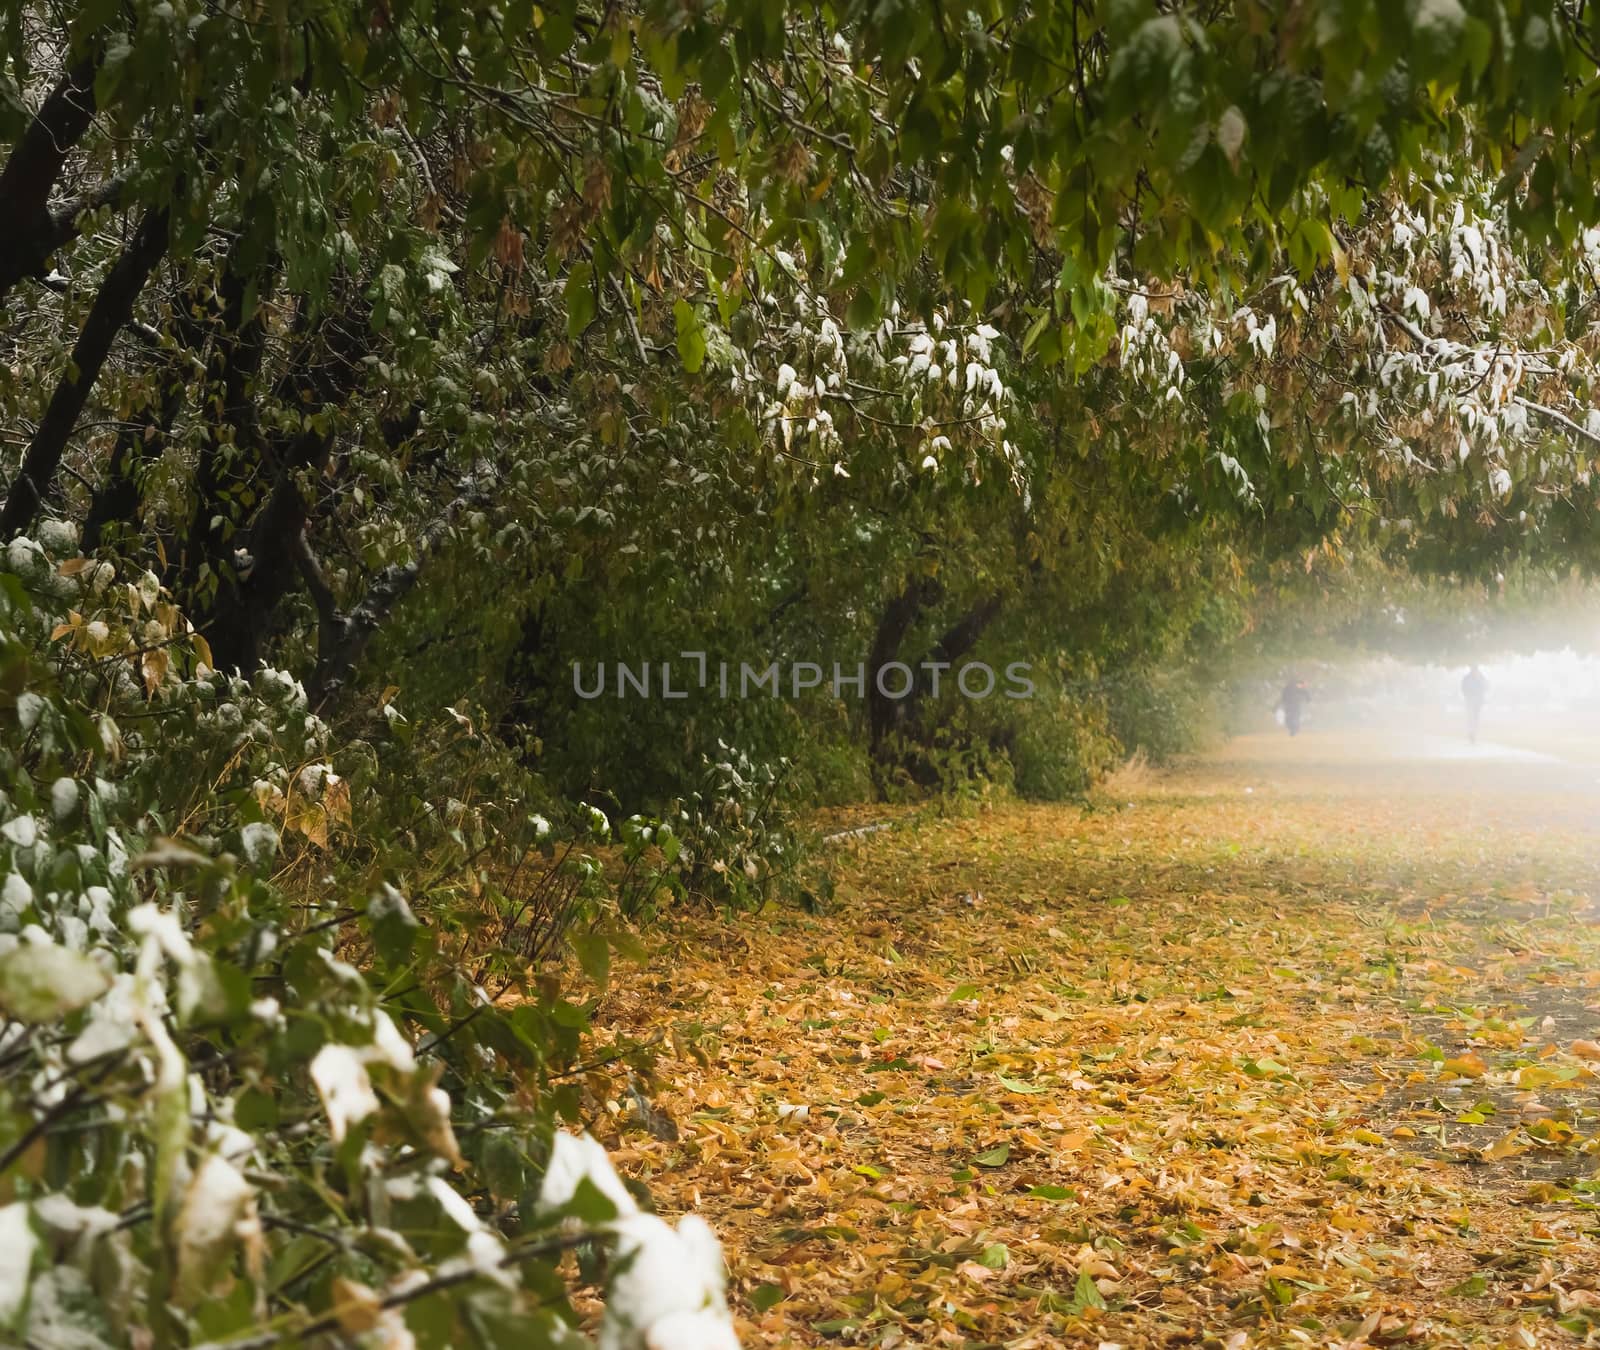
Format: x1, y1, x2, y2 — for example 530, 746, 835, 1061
597, 733, 1600, 1348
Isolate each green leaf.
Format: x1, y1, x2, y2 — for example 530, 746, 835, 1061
660, 829, 682, 865
979, 1242, 1009, 1269
750, 1283, 785, 1313
236, 1087, 279, 1131
1216, 106, 1246, 171
565, 263, 596, 337
1289, 217, 1334, 279
1027, 1184, 1075, 1201
972, 1144, 1010, 1167
1021, 309, 1051, 355
92, 36, 132, 110
369, 885, 420, 967
845, 285, 879, 329
563, 1174, 622, 1225
1069, 1266, 1107, 1312
572, 930, 610, 992
996, 1072, 1046, 1094
674, 299, 707, 373
1446, 1273, 1488, 1297
190, 1277, 256, 1339
481, 1134, 526, 1200
0, 943, 109, 1022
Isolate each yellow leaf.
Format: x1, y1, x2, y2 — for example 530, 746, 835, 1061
399, 1063, 464, 1167
1442, 1053, 1488, 1078
142, 647, 170, 695
324, 775, 352, 829
286, 800, 329, 849
330, 1277, 383, 1335
1480, 1130, 1525, 1162
1332, 238, 1350, 285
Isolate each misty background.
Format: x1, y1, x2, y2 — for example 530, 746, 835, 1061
1232, 649, 1600, 766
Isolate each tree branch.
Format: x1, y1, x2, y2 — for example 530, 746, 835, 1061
1, 206, 172, 538
0, 53, 104, 303
310, 474, 492, 706
1378, 301, 1600, 454
81, 278, 216, 553
37, 266, 203, 370
190, 1229, 586, 1350
292, 531, 342, 664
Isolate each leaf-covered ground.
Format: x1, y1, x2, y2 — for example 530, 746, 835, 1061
594, 732, 1600, 1347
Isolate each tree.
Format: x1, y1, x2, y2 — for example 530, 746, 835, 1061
11, 3, 1600, 1344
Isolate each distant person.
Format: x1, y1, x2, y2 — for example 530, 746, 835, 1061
1276, 678, 1311, 737
1462, 665, 1489, 743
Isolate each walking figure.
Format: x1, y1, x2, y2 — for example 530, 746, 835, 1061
1462, 665, 1489, 744
1276, 677, 1310, 737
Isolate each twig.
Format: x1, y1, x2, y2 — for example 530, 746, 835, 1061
193, 1231, 586, 1350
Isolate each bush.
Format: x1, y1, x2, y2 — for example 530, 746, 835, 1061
870, 719, 1012, 811
794, 737, 876, 808
1004, 684, 1120, 802
1105, 669, 1218, 763
674, 745, 810, 910
900, 673, 1118, 805
0, 545, 734, 1348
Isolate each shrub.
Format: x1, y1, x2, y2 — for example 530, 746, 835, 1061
1105, 668, 1218, 763
0, 545, 730, 1348
1004, 684, 1120, 802
674, 745, 808, 910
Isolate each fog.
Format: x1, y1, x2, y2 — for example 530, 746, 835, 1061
1244, 649, 1600, 769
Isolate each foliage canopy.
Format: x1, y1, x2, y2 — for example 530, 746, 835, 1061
6, 0, 1600, 1343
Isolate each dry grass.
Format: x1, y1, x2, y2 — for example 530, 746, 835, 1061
1100, 747, 1154, 797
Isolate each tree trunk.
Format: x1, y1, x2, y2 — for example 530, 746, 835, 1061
80, 385, 184, 553
497, 601, 548, 742
0, 206, 171, 539
81, 283, 212, 553
901, 590, 1005, 728
178, 252, 274, 649
199, 305, 374, 673
201, 428, 334, 672
0, 54, 105, 304
310, 475, 490, 707
866, 573, 941, 753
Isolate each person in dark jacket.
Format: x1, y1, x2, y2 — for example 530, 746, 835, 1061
1277, 678, 1310, 737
